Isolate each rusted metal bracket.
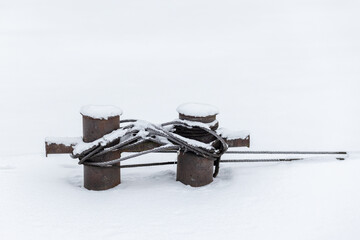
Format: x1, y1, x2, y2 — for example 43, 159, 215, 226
45, 137, 81, 157
222, 135, 250, 148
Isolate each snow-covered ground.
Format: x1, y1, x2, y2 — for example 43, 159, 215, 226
1, 153, 360, 240
1, 0, 360, 239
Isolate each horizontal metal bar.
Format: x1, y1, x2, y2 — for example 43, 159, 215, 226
225, 151, 347, 155
45, 143, 75, 157
105, 156, 346, 169
224, 136, 250, 148
221, 158, 303, 162
119, 161, 177, 168
222, 157, 346, 162
147, 150, 348, 155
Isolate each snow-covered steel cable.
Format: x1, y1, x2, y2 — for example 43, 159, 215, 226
161, 121, 228, 157
84, 145, 180, 167
225, 151, 347, 155
90, 135, 142, 159
77, 145, 104, 164
74, 119, 228, 169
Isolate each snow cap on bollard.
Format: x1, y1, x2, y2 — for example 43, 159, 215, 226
177, 102, 219, 118
80, 105, 123, 120
176, 102, 219, 129
80, 105, 123, 190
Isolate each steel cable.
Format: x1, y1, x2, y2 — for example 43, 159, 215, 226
74, 119, 228, 173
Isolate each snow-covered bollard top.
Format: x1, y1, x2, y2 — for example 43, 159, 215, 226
176, 102, 219, 131
176, 103, 219, 118
80, 105, 123, 120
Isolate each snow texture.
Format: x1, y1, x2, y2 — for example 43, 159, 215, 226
73, 129, 128, 155
45, 137, 82, 146
1, 153, 360, 240
216, 128, 250, 140
80, 105, 123, 120
177, 103, 219, 117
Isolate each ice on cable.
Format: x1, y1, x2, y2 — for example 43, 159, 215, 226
80, 105, 123, 120
176, 103, 219, 117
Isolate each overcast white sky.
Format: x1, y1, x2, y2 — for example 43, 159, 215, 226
1, 0, 359, 154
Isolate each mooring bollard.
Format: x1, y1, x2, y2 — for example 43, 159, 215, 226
45, 103, 253, 190
81, 105, 123, 190
175, 103, 219, 187
45, 103, 348, 190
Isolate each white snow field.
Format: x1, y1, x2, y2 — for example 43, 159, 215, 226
1, 0, 360, 239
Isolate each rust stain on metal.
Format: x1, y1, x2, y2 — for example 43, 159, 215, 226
83, 151, 120, 191
82, 115, 121, 191
224, 135, 250, 148
82, 115, 120, 142
179, 113, 217, 124
176, 113, 218, 187
176, 151, 213, 187
45, 143, 75, 157
45, 137, 80, 157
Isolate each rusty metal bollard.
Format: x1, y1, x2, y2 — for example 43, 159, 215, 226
175, 103, 219, 187
81, 105, 122, 190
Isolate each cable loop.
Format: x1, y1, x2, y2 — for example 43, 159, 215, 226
73, 119, 228, 176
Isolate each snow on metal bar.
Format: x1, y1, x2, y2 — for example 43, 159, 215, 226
45, 137, 82, 146
216, 128, 250, 140
45, 137, 82, 156
216, 128, 250, 147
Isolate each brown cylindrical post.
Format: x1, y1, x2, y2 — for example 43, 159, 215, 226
175, 103, 219, 187
81, 105, 122, 190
